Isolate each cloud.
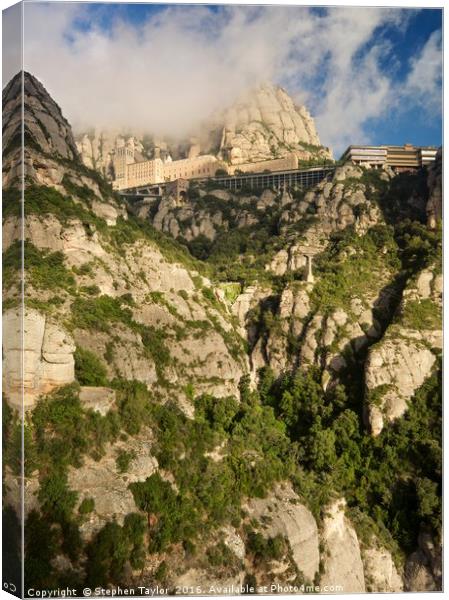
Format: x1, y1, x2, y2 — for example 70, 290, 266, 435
4, 3, 441, 154
402, 29, 442, 113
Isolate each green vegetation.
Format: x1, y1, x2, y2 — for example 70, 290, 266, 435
109, 216, 207, 275
71, 295, 134, 333
206, 542, 242, 574
85, 514, 146, 586
62, 174, 96, 204
246, 531, 288, 563
3, 184, 108, 233
3, 241, 75, 294
3, 149, 439, 591
74, 347, 108, 386
220, 282, 242, 303
115, 377, 294, 555
71, 295, 172, 379
311, 224, 401, 314
261, 364, 442, 558
116, 449, 136, 473
401, 298, 441, 330
17, 274, 441, 588
79, 497, 95, 515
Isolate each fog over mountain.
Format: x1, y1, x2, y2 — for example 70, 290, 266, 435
2, 3, 441, 154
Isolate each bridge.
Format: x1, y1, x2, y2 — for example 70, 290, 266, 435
118, 164, 336, 197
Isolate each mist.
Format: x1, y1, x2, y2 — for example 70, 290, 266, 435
2, 3, 442, 154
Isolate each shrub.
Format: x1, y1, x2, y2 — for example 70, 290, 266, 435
246, 531, 287, 562
116, 449, 136, 473
71, 295, 133, 333
79, 497, 95, 515
74, 347, 108, 386
3, 241, 75, 293
206, 542, 239, 568
85, 521, 133, 587
38, 469, 78, 522
401, 298, 441, 330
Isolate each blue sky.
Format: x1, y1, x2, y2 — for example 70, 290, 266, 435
366, 9, 442, 149
6, 3, 442, 154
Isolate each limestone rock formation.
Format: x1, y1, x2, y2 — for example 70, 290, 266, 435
362, 544, 403, 592
7, 214, 247, 403
3, 71, 78, 161
2, 308, 75, 409
68, 428, 158, 539
2, 68, 441, 594
404, 531, 442, 591
79, 386, 116, 416
217, 83, 331, 165
244, 483, 320, 582
320, 499, 366, 593
279, 163, 383, 238
2, 72, 125, 226
364, 266, 442, 435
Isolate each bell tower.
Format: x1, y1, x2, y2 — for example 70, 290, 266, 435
113, 145, 134, 190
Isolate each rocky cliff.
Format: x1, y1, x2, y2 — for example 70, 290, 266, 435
216, 83, 331, 164
3, 71, 78, 162
2, 72, 441, 594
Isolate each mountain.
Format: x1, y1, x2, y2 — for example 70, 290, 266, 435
75, 83, 331, 178
3, 71, 78, 179
216, 83, 331, 164
2, 72, 442, 594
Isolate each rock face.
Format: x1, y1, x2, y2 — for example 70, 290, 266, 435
365, 340, 436, 436
404, 532, 442, 591
362, 544, 403, 592
279, 163, 382, 238
244, 483, 320, 582
320, 499, 366, 593
3, 71, 78, 161
2, 68, 441, 594
364, 266, 442, 435
68, 428, 158, 540
79, 386, 116, 416
2, 72, 125, 225
217, 83, 330, 165
2, 308, 75, 409
76, 130, 118, 177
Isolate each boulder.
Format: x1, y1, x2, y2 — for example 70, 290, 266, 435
79, 386, 116, 416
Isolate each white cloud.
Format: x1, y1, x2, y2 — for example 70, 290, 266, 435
401, 29, 442, 113
9, 3, 441, 155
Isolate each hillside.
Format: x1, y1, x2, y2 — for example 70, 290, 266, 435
2, 72, 442, 594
